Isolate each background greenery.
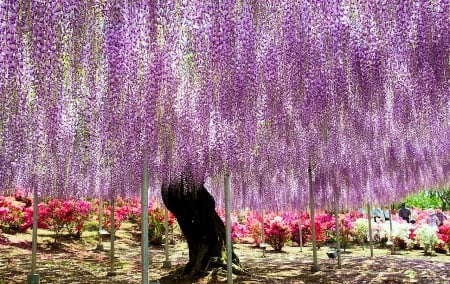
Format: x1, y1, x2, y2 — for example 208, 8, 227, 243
398, 187, 450, 210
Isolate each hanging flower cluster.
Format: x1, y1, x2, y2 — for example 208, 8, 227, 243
0, 0, 448, 210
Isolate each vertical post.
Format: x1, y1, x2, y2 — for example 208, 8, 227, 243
224, 173, 233, 284
308, 161, 320, 272
170, 221, 174, 244
107, 198, 116, 276
27, 187, 40, 284
261, 209, 266, 257
141, 160, 149, 284
163, 207, 171, 268
299, 210, 303, 252
389, 204, 393, 240
367, 203, 374, 258
97, 195, 104, 251
31, 187, 38, 274
261, 209, 265, 244
334, 192, 341, 268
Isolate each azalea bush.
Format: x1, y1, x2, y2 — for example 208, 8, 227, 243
147, 205, 165, 244
127, 197, 142, 222
288, 213, 310, 246
1, 190, 95, 240
289, 213, 331, 248
353, 218, 369, 245
21, 202, 56, 232
315, 214, 335, 246
0, 198, 7, 222
2, 190, 448, 258
415, 225, 439, 255
0, 190, 33, 232
135, 200, 175, 245
37, 199, 93, 241
265, 216, 291, 251
246, 213, 263, 245
391, 222, 413, 249
101, 201, 131, 233
231, 220, 249, 244
371, 221, 390, 245
437, 224, 450, 253
348, 210, 364, 220
0, 196, 27, 232
148, 202, 172, 244
339, 216, 354, 251
93, 197, 138, 232
217, 210, 255, 244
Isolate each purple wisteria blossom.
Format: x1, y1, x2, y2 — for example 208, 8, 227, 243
0, 0, 448, 210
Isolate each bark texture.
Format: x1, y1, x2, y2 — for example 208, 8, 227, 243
162, 179, 242, 276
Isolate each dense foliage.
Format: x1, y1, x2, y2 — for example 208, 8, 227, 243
401, 190, 446, 210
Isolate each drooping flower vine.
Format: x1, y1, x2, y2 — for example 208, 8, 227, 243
0, 0, 448, 211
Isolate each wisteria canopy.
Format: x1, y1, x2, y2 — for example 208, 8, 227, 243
0, 0, 449, 210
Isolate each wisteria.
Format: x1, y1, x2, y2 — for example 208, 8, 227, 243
0, 0, 448, 210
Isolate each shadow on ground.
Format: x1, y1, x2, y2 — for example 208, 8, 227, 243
1, 226, 450, 284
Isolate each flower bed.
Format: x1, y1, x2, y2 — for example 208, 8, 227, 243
1, 190, 449, 255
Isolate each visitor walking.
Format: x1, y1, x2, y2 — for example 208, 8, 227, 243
398, 203, 411, 223
409, 206, 417, 224
382, 206, 390, 221
426, 208, 440, 229
373, 207, 383, 222
435, 207, 448, 227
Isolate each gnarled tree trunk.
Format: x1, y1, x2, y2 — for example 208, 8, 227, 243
161, 178, 243, 277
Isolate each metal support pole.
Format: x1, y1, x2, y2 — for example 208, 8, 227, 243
299, 210, 303, 252
334, 193, 341, 268
163, 208, 171, 268
141, 160, 149, 284
107, 198, 117, 276
260, 209, 266, 257
367, 203, 374, 258
97, 195, 104, 251
261, 209, 265, 244
170, 222, 174, 244
27, 187, 40, 284
389, 204, 393, 240
225, 173, 233, 284
308, 161, 320, 272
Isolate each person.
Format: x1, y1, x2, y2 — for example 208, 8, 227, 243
382, 206, 390, 221
358, 207, 365, 215
435, 207, 448, 226
409, 206, 417, 224
372, 207, 383, 222
426, 208, 440, 229
398, 203, 411, 223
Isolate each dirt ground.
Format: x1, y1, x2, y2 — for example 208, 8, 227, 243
1, 223, 450, 284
